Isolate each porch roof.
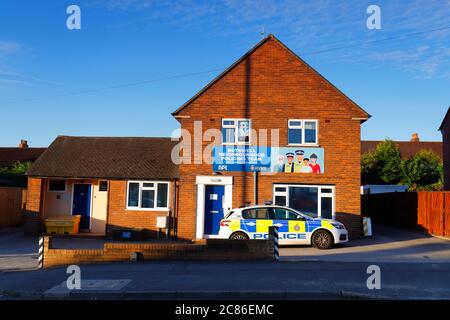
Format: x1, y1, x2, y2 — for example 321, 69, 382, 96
26, 136, 179, 180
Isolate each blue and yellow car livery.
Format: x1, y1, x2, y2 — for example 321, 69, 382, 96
218, 205, 348, 247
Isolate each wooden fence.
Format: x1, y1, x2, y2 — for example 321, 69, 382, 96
361, 192, 418, 228
418, 192, 450, 237
0, 187, 26, 227
362, 191, 450, 237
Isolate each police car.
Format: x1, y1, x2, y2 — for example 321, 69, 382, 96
218, 205, 348, 249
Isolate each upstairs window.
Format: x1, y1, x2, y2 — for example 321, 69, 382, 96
222, 119, 251, 145
288, 120, 318, 145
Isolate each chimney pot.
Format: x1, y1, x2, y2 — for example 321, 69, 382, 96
411, 133, 420, 142
19, 140, 29, 148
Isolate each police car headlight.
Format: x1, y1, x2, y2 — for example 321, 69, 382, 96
331, 223, 345, 230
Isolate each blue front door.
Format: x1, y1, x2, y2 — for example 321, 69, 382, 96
204, 185, 225, 235
72, 184, 91, 230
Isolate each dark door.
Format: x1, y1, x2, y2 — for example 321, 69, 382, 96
72, 184, 92, 230
204, 185, 225, 235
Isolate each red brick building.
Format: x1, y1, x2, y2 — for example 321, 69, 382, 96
0, 139, 46, 187
172, 35, 370, 239
25, 136, 178, 236
439, 107, 450, 191
25, 35, 370, 239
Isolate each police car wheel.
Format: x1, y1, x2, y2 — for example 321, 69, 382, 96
230, 232, 249, 240
312, 230, 334, 250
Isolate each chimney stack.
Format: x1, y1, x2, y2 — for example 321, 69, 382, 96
19, 139, 29, 148
411, 133, 420, 142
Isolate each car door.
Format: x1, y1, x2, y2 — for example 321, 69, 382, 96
270, 208, 308, 245
241, 207, 271, 239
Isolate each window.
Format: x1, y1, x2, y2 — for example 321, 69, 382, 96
48, 180, 66, 192
222, 119, 251, 145
289, 187, 318, 217
274, 186, 287, 206
270, 208, 301, 220
99, 181, 108, 192
288, 120, 318, 145
126, 181, 170, 210
288, 120, 302, 144
242, 207, 270, 219
273, 184, 334, 218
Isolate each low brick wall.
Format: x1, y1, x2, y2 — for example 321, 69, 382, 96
23, 211, 43, 236
43, 237, 274, 268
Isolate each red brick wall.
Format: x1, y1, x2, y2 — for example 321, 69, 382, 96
24, 177, 44, 235
175, 37, 368, 239
43, 237, 274, 268
107, 180, 175, 237
26, 178, 43, 213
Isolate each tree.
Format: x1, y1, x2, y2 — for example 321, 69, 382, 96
361, 150, 380, 184
10, 161, 32, 175
361, 139, 402, 184
401, 150, 443, 191
0, 161, 32, 187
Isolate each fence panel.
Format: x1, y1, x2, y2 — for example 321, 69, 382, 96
444, 193, 450, 237
417, 192, 428, 227
430, 193, 444, 235
363, 192, 450, 237
417, 191, 450, 237
362, 192, 418, 228
0, 187, 26, 227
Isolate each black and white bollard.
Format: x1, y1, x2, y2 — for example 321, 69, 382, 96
268, 226, 279, 261
38, 236, 44, 269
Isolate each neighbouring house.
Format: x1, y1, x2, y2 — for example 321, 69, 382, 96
0, 140, 46, 167
439, 106, 450, 191
360, 133, 442, 194
361, 134, 442, 159
25, 136, 178, 236
25, 34, 370, 239
0, 140, 46, 187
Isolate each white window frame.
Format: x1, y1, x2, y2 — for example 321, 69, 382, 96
126, 181, 170, 211
48, 179, 67, 193
272, 184, 335, 219
222, 118, 252, 145
287, 119, 319, 146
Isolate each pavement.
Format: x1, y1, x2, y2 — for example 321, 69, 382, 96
1, 224, 450, 299
281, 224, 450, 263
0, 227, 38, 272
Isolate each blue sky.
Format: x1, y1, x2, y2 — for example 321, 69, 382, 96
0, 0, 449, 147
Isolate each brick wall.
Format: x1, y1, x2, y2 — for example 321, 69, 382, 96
43, 236, 274, 268
175, 37, 368, 239
24, 177, 43, 235
107, 180, 176, 238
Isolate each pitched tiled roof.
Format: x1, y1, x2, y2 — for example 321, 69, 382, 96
0, 147, 46, 167
361, 140, 442, 159
172, 34, 370, 120
26, 136, 179, 180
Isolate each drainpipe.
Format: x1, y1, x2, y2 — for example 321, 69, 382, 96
171, 179, 179, 240
254, 171, 258, 205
